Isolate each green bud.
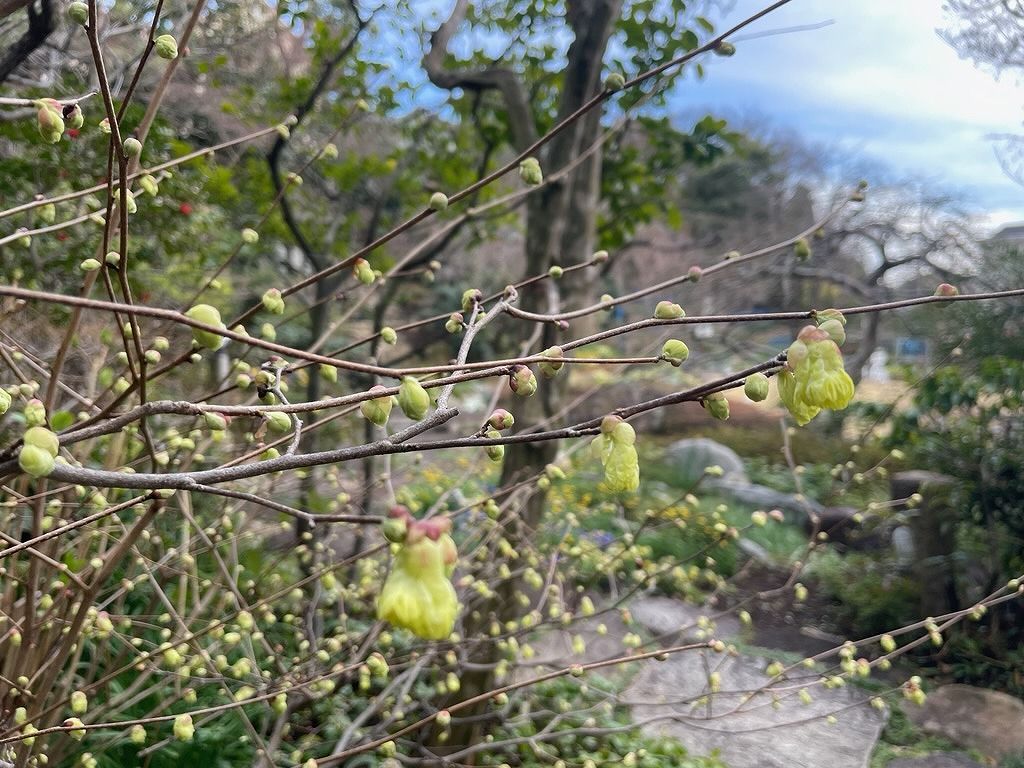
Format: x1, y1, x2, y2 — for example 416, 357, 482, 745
24, 426, 59, 456
0, 389, 10, 415
509, 365, 537, 397
38, 202, 55, 224
241, 227, 259, 244
185, 304, 226, 350
429, 192, 449, 211
37, 101, 64, 143
24, 398, 46, 426
123, 137, 143, 157
262, 288, 285, 315
714, 41, 736, 56
661, 339, 689, 366
139, 174, 159, 196
654, 300, 685, 319
485, 429, 504, 462
604, 72, 626, 91
70, 690, 88, 715
105, 251, 120, 266
129, 724, 146, 744
319, 364, 338, 383
265, 411, 292, 433
445, 312, 464, 333
743, 372, 770, 402
518, 157, 543, 186
154, 34, 178, 60
818, 318, 845, 346
793, 238, 811, 261
703, 393, 730, 421
80, 258, 101, 272
461, 288, 482, 312
380, 326, 397, 345
354, 258, 375, 285
203, 412, 227, 431
688, 265, 703, 281
487, 409, 514, 430
397, 377, 430, 420
381, 515, 407, 544
173, 713, 194, 742
68, 1, 88, 24
539, 346, 564, 379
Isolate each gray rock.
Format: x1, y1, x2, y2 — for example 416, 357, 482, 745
629, 595, 740, 641
906, 684, 1024, 759
706, 479, 823, 522
624, 651, 886, 768
662, 438, 748, 486
887, 753, 986, 768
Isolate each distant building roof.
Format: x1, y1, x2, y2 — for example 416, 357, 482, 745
990, 223, 1024, 242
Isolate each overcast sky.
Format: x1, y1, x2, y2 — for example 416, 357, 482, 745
684, 0, 1024, 230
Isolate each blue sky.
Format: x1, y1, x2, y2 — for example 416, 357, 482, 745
682, 0, 1024, 230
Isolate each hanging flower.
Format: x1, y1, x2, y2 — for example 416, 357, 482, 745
377, 511, 459, 640
778, 326, 855, 425
591, 415, 639, 493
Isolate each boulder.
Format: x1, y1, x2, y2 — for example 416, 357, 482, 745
906, 684, 1024, 759
662, 438, 748, 487
625, 650, 886, 768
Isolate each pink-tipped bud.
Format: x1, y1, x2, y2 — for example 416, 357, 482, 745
539, 346, 564, 379
688, 265, 703, 282
487, 409, 514, 430
509, 365, 537, 397
460, 288, 482, 312
353, 258, 375, 285
445, 312, 464, 334
935, 283, 958, 297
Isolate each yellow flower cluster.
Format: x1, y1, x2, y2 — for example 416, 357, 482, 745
778, 321, 855, 426
377, 513, 459, 640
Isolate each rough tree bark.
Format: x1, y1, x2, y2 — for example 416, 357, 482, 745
423, 0, 623, 753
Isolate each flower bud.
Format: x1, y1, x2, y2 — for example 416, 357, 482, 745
155, 34, 178, 60
68, 1, 88, 24
319, 364, 337, 383
70, 690, 88, 715
241, 227, 259, 244
185, 304, 226, 350
429, 192, 448, 211
397, 377, 430, 420
380, 326, 397, 345
139, 174, 159, 196
25, 426, 59, 456
703, 393, 730, 421
64, 717, 86, 740
173, 713, 194, 742
123, 137, 143, 157
539, 346, 564, 379
129, 724, 146, 744
360, 386, 393, 426
98, 117, 111, 134
548, 265, 563, 279
793, 237, 811, 261
592, 249, 609, 264
37, 101, 64, 143
818, 318, 845, 346
460, 288, 482, 312
487, 409, 514, 430
661, 339, 689, 366
382, 512, 408, 544
261, 288, 285, 315
518, 157, 543, 186
485, 429, 504, 462
714, 41, 736, 56
934, 282, 959, 297
0, 389, 10, 415
80, 258, 101, 271
687, 265, 703, 281
353, 258, 375, 285
265, 411, 292, 433
880, 634, 896, 653
445, 312, 464, 333
436, 710, 452, 727
654, 300, 685, 320
604, 72, 626, 91
24, 399, 47, 426
203, 412, 227, 431
509, 365, 537, 397
743, 372, 769, 402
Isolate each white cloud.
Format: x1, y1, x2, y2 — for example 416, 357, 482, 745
688, 0, 1024, 216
